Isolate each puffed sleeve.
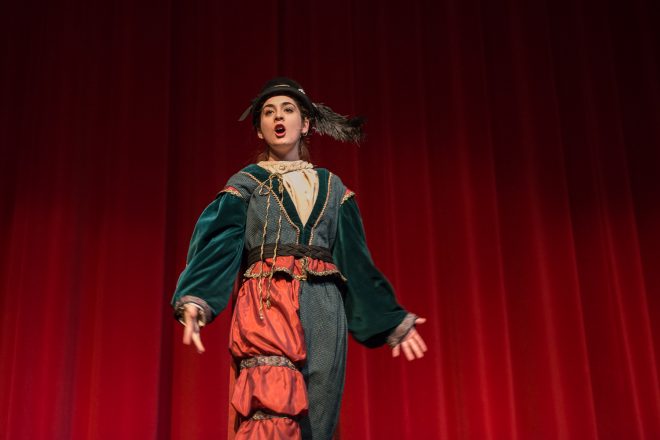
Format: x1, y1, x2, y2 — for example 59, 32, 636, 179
171, 190, 247, 324
332, 195, 411, 348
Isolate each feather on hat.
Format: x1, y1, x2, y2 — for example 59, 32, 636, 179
239, 77, 364, 144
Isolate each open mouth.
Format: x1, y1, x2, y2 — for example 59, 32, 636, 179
274, 124, 286, 137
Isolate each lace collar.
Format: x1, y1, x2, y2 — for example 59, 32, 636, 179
257, 160, 314, 174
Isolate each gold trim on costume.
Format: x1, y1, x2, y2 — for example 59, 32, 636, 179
243, 260, 346, 282
308, 172, 333, 245
240, 355, 297, 371
306, 267, 348, 282
340, 189, 355, 205
219, 186, 243, 198
250, 410, 292, 421
243, 265, 306, 281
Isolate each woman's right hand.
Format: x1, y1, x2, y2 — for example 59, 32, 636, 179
182, 304, 206, 353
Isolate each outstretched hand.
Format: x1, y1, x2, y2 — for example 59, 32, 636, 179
182, 304, 206, 354
392, 318, 427, 361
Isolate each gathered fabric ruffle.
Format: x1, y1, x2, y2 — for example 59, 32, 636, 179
230, 273, 306, 361
234, 417, 301, 440
231, 256, 341, 438
232, 365, 307, 417
243, 255, 346, 282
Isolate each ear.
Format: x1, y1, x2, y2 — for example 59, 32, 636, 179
302, 117, 310, 133
256, 128, 264, 139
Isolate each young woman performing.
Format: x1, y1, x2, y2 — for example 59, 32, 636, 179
171, 77, 427, 440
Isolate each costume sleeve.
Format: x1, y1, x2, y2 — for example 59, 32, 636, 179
171, 191, 246, 324
332, 196, 410, 348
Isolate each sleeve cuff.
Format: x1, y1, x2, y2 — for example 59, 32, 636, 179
173, 295, 213, 326
386, 313, 418, 347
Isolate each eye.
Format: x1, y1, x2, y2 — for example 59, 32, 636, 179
263, 109, 274, 116
284, 106, 295, 113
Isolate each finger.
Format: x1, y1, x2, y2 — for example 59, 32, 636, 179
191, 325, 206, 353
183, 326, 192, 345
183, 314, 194, 345
407, 338, 424, 359
415, 317, 426, 325
392, 345, 400, 358
406, 328, 427, 351
412, 332, 428, 352
401, 341, 414, 361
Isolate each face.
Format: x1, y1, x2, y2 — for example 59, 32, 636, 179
257, 95, 310, 158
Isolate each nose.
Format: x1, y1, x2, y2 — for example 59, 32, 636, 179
274, 111, 284, 121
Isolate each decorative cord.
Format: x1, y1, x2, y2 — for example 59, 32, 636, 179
256, 173, 285, 319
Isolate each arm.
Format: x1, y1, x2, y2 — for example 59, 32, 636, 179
171, 190, 247, 352
332, 195, 427, 359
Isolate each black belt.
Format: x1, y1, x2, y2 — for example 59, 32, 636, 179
246, 243, 334, 266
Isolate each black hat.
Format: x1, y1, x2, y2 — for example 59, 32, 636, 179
238, 77, 313, 127
239, 77, 364, 144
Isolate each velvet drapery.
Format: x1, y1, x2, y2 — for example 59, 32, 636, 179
1, 0, 659, 438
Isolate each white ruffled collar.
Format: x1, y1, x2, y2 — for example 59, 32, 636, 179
257, 160, 314, 174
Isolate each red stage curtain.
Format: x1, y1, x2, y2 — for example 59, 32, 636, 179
1, 0, 659, 438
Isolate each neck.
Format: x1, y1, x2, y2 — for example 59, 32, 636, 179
267, 143, 301, 161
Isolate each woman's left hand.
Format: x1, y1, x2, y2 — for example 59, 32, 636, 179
392, 317, 428, 361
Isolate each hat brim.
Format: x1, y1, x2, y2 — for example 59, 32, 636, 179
238, 84, 315, 125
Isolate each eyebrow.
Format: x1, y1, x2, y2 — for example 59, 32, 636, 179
262, 101, 296, 109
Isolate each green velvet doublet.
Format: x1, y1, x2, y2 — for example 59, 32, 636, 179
172, 164, 408, 439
